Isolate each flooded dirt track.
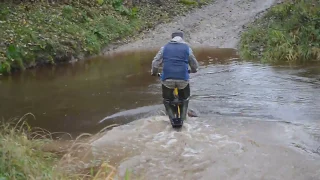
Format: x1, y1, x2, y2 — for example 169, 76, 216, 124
90, 58, 320, 180
1, 0, 320, 178
1, 43, 320, 180
0, 48, 238, 137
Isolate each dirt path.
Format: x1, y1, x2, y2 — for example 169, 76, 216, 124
104, 0, 281, 54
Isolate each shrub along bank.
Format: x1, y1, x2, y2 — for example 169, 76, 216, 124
239, 0, 320, 65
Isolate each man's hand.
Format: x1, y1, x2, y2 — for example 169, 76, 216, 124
151, 70, 157, 76
188, 47, 199, 73
190, 69, 198, 73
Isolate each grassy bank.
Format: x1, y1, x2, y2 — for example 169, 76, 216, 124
239, 0, 320, 65
0, 113, 124, 180
0, 0, 212, 75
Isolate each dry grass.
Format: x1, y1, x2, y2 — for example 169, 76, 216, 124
0, 113, 129, 180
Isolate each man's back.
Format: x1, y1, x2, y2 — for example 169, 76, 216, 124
151, 35, 199, 82
162, 42, 190, 81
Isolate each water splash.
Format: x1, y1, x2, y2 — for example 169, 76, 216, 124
91, 115, 320, 179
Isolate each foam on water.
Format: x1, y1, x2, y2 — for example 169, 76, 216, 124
91, 115, 320, 180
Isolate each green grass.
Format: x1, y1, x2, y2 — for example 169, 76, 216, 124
0, 0, 139, 74
0, 0, 213, 75
239, 0, 320, 65
0, 113, 128, 180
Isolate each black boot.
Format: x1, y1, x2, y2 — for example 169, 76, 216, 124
179, 99, 189, 121
163, 99, 176, 120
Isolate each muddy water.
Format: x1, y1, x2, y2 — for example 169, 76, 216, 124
1, 48, 320, 179
0, 48, 238, 137
89, 50, 320, 179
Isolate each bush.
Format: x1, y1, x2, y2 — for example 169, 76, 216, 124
0, 0, 140, 75
239, 0, 320, 65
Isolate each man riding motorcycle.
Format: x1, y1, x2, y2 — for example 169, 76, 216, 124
151, 31, 199, 122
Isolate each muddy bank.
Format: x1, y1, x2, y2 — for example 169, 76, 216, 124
0, 0, 213, 75
104, 0, 282, 53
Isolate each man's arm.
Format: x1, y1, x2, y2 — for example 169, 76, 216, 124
188, 47, 199, 73
151, 46, 164, 75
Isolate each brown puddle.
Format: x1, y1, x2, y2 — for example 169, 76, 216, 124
0, 47, 238, 137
